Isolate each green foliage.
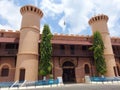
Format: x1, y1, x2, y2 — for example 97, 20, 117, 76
90, 31, 107, 76
39, 24, 53, 76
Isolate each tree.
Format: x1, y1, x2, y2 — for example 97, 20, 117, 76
89, 31, 107, 76
39, 24, 53, 78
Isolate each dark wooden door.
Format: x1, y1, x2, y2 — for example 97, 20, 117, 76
19, 69, 25, 82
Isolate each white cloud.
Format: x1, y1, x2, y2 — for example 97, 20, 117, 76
40, 0, 120, 36
61, 0, 93, 34
91, 0, 120, 36
0, 24, 13, 30
40, 0, 63, 17
0, 0, 120, 36
0, 0, 21, 30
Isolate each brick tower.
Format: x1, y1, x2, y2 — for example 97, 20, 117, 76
88, 14, 116, 77
15, 5, 43, 81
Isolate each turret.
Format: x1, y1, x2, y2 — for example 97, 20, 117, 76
89, 14, 116, 77
15, 5, 43, 81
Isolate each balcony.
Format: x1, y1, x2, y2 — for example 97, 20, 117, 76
52, 50, 93, 57
0, 49, 18, 56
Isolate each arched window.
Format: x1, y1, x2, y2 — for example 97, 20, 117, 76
1, 65, 9, 77
84, 64, 90, 74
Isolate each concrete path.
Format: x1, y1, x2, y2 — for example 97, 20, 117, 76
1, 84, 120, 90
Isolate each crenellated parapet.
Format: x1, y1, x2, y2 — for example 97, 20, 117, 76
0, 29, 20, 33
51, 33, 92, 45
20, 5, 43, 18
88, 14, 108, 25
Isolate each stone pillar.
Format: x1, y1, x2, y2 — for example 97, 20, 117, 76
88, 14, 116, 77
15, 5, 43, 81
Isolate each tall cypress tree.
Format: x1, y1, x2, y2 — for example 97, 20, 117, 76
90, 31, 107, 76
39, 24, 53, 77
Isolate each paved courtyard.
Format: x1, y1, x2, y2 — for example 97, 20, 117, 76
1, 83, 120, 90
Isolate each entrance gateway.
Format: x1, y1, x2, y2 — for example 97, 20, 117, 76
62, 61, 76, 83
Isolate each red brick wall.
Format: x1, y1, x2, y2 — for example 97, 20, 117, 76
0, 57, 16, 82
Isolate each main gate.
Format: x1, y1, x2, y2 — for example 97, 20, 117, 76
62, 61, 76, 83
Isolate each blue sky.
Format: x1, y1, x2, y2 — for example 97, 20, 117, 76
0, 0, 120, 37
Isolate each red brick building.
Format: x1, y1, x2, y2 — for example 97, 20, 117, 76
0, 5, 120, 83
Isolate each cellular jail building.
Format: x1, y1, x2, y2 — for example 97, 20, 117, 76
0, 5, 120, 83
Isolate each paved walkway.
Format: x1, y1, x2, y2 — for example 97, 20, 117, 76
1, 83, 120, 90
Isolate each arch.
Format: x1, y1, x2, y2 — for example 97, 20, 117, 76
0, 65, 9, 77
62, 61, 76, 83
62, 61, 75, 67
0, 63, 11, 69
60, 58, 77, 67
84, 64, 90, 75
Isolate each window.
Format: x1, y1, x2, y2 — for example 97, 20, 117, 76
1, 67, 9, 77
70, 45, 75, 54
15, 43, 19, 49
0, 43, 1, 48
82, 46, 87, 50
0, 33, 4, 37
5, 43, 18, 49
5, 44, 15, 49
84, 64, 90, 74
60, 45, 65, 54
60, 45, 65, 50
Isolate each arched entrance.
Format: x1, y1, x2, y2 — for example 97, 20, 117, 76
62, 61, 76, 83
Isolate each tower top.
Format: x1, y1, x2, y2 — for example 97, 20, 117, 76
88, 14, 108, 25
20, 5, 43, 18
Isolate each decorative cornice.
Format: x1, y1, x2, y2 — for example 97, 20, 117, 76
20, 5, 43, 18
0, 29, 20, 33
20, 26, 40, 33
88, 14, 108, 25
40, 34, 92, 42
18, 52, 38, 56
1, 30, 120, 45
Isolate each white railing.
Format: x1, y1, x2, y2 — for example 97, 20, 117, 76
20, 80, 27, 87
10, 80, 18, 88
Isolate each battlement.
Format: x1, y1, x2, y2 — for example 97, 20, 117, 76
53, 33, 89, 37
0, 29, 20, 33
88, 14, 108, 25
20, 5, 43, 17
